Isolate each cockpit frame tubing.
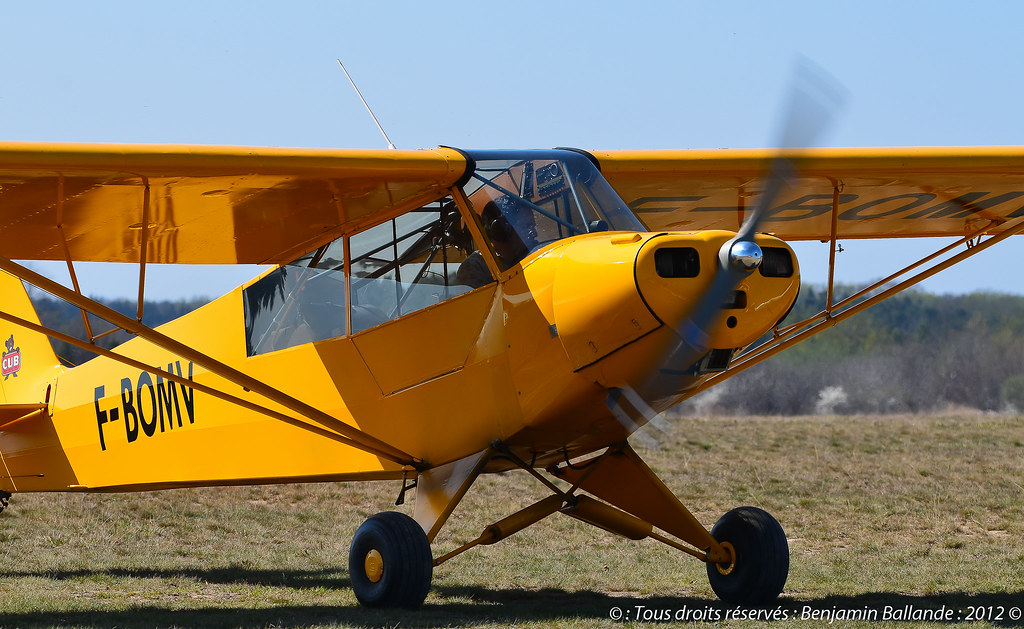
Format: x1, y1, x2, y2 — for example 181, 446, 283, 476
560, 163, 591, 233
448, 186, 503, 281
343, 235, 353, 337
471, 173, 583, 236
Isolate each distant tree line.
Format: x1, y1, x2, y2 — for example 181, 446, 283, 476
27, 285, 1024, 414
678, 285, 1024, 415
31, 293, 209, 367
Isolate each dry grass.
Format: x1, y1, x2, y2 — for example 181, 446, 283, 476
1, 413, 1023, 628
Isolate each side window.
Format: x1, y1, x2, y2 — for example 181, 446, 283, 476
244, 240, 347, 356
348, 196, 484, 333
244, 195, 488, 352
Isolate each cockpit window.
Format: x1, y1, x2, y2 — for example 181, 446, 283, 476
461, 150, 644, 269
244, 195, 482, 354
348, 199, 476, 333
243, 151, 639, 355
244, 242, 348, 356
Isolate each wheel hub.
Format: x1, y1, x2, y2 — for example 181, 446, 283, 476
364, 549, 384, 583
714, 541, 737, 576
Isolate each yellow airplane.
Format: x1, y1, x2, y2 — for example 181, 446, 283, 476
0, 142, 1022, 608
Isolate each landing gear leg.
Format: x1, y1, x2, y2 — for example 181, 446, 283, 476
705, 506, 789, 607
552, 444, 790, 606
348, 511, 433, 608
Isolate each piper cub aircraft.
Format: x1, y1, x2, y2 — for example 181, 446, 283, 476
0, 142, 1022, 608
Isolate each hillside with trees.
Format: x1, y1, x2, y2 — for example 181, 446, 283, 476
680, 286, 1024, 415
31, 294, 209, 367
27, 286, 1024, 415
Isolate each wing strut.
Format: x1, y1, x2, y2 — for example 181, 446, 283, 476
55, 174, 98, 343
136, 179, 150, 322
0, 256, 418, 467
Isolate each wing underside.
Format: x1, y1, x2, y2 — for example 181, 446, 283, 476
592, 147, 1024, 240
0, 143, 467, 265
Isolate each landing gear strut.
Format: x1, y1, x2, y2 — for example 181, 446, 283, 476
346, 445, 791, 610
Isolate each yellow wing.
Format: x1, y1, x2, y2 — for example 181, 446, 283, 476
0, 142, 467, 264
593, 147, 1024, 240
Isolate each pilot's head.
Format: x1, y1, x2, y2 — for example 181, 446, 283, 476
482, 199, 533, 267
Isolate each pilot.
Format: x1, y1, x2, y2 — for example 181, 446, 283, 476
457, 199, 536, 288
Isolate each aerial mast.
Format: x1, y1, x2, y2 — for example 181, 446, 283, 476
337, 59, 396, 150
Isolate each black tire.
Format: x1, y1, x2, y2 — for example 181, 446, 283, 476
705, 506, 788, 607
348, 511, 433, 608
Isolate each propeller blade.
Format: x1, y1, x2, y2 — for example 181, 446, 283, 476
606, 386, 672, 449
614, 59, 846, 428
674, 58, 846, 359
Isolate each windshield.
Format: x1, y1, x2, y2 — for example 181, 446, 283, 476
460, 150, 644, 268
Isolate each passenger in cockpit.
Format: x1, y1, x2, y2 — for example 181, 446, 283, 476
455, 250, 492, 289
457, 200, 535, 288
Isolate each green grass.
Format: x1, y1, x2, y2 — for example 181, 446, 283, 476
1, 413, 1023, 628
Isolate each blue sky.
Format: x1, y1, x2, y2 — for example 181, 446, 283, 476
2, 1, 1023, 298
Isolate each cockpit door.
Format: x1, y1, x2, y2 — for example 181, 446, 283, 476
350, 286, 497, 395
346, 195, 498, 395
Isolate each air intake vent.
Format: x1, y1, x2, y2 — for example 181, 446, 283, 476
759, 247, 794, 278
655, 247, 700, 278
722, 290, 747, 309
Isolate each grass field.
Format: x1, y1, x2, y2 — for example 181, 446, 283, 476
1, 412, 1023, 628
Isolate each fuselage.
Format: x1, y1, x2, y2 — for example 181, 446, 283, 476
0, 150, 800, 493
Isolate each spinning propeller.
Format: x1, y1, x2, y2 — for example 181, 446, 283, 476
608, 58, 847, 435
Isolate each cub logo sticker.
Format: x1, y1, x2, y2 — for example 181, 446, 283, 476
2, 334, 20, 380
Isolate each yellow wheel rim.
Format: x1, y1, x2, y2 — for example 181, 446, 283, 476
364, 549, 384, 583
714, 541, 737, 576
